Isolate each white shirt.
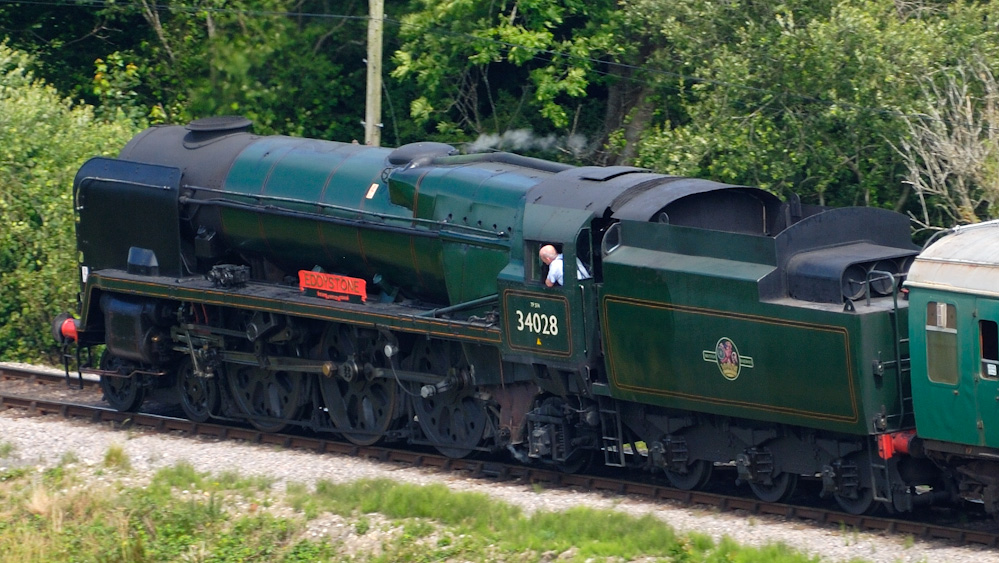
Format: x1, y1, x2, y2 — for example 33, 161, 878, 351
546, 254, 591, 286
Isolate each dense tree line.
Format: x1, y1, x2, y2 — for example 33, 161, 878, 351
2, 0, 999, 362
0, 44, 137, 362
4, 0, 998, 215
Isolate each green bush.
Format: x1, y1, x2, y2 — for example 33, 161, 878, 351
0, 42, 139, 364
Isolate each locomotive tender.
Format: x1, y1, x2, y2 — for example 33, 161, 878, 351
54, 117, 996, 519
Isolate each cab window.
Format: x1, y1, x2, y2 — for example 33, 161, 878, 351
980, 319, 999, 380
575, 228, 596, 282
926, 302, 958, 385
528, 242, 561, 285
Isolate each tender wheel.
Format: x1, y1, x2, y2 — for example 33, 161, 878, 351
835, 485, 880, 515
317, 324, 400, 446
832, 453, 884, 515
666, 460, 714, 491
406, 340, 487, 458
228, 366, 305, 432
555, 448, 596, 474
98, 350, 146, 412
749, 472, 799, 503
175, 356, 220, 423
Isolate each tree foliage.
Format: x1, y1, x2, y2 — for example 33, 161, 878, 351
0, 1, 142, 99
0, 1, 376, 139
3, 1, 998, 212
119, 0, 366, 137
0, 44, 139, 362
5, 3, 999, 364
391, 0, 629, 155
627, 0, 999, 211
896, 61, 999, 230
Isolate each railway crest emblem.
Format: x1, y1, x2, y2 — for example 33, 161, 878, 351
702, 337, 754, 381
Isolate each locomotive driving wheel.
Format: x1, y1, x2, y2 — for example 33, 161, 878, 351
411, 385, 487, 459
98, 350, 146, 412
175, 356, 220, 423
317, 324, 400, 446
228, 366, 305, 432
406, 340, 487, 459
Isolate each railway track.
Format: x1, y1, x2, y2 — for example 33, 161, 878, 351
1, 362, 996, 548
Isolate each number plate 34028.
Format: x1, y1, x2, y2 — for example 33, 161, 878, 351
503, 291, 572, 356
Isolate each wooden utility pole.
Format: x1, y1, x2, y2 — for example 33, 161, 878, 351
364, 0, 383, 146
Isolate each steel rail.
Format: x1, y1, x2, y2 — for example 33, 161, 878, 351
0, 364, 97, 388
0, 362, 996, 547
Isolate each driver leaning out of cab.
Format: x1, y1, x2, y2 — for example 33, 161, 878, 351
539, 245, 591, 287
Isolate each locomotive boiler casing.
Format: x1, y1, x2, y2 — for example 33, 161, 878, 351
82, 118, 556, 307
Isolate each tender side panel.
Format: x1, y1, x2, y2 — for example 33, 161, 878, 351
601, 294, 859, 425
599, 249, 865, 432
598, 222, 915, 435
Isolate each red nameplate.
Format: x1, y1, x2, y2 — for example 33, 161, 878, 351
298, 270, 367, 303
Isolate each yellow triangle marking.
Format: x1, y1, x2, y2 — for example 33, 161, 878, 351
536, 338, 542, 345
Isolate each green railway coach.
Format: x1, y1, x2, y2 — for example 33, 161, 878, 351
906, 223, 999, 518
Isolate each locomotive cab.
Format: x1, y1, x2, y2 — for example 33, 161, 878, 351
497, 204, 602, 397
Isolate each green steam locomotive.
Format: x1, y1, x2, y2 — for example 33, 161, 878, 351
54, 117, 996, 520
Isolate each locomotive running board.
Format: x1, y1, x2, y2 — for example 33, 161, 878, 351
80, 270, 502, 346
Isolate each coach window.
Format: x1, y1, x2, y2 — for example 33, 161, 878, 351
926, 302, 958, 385
981, 319, 999, 380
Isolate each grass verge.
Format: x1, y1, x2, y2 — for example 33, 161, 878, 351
0, 452, 837, 562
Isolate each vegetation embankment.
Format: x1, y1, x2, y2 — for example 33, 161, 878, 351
0, 44, 138, 364
5, 3, 999, 363
0, 442, 832, 562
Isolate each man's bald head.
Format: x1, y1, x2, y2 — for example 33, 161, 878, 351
539, 245, 558, 265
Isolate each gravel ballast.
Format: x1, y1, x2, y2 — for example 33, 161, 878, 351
0, 409, 996, 563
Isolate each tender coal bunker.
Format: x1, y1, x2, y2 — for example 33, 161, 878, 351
788, 250, 914, 303
653, 188, 780, 235
763, 207, 920, 304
